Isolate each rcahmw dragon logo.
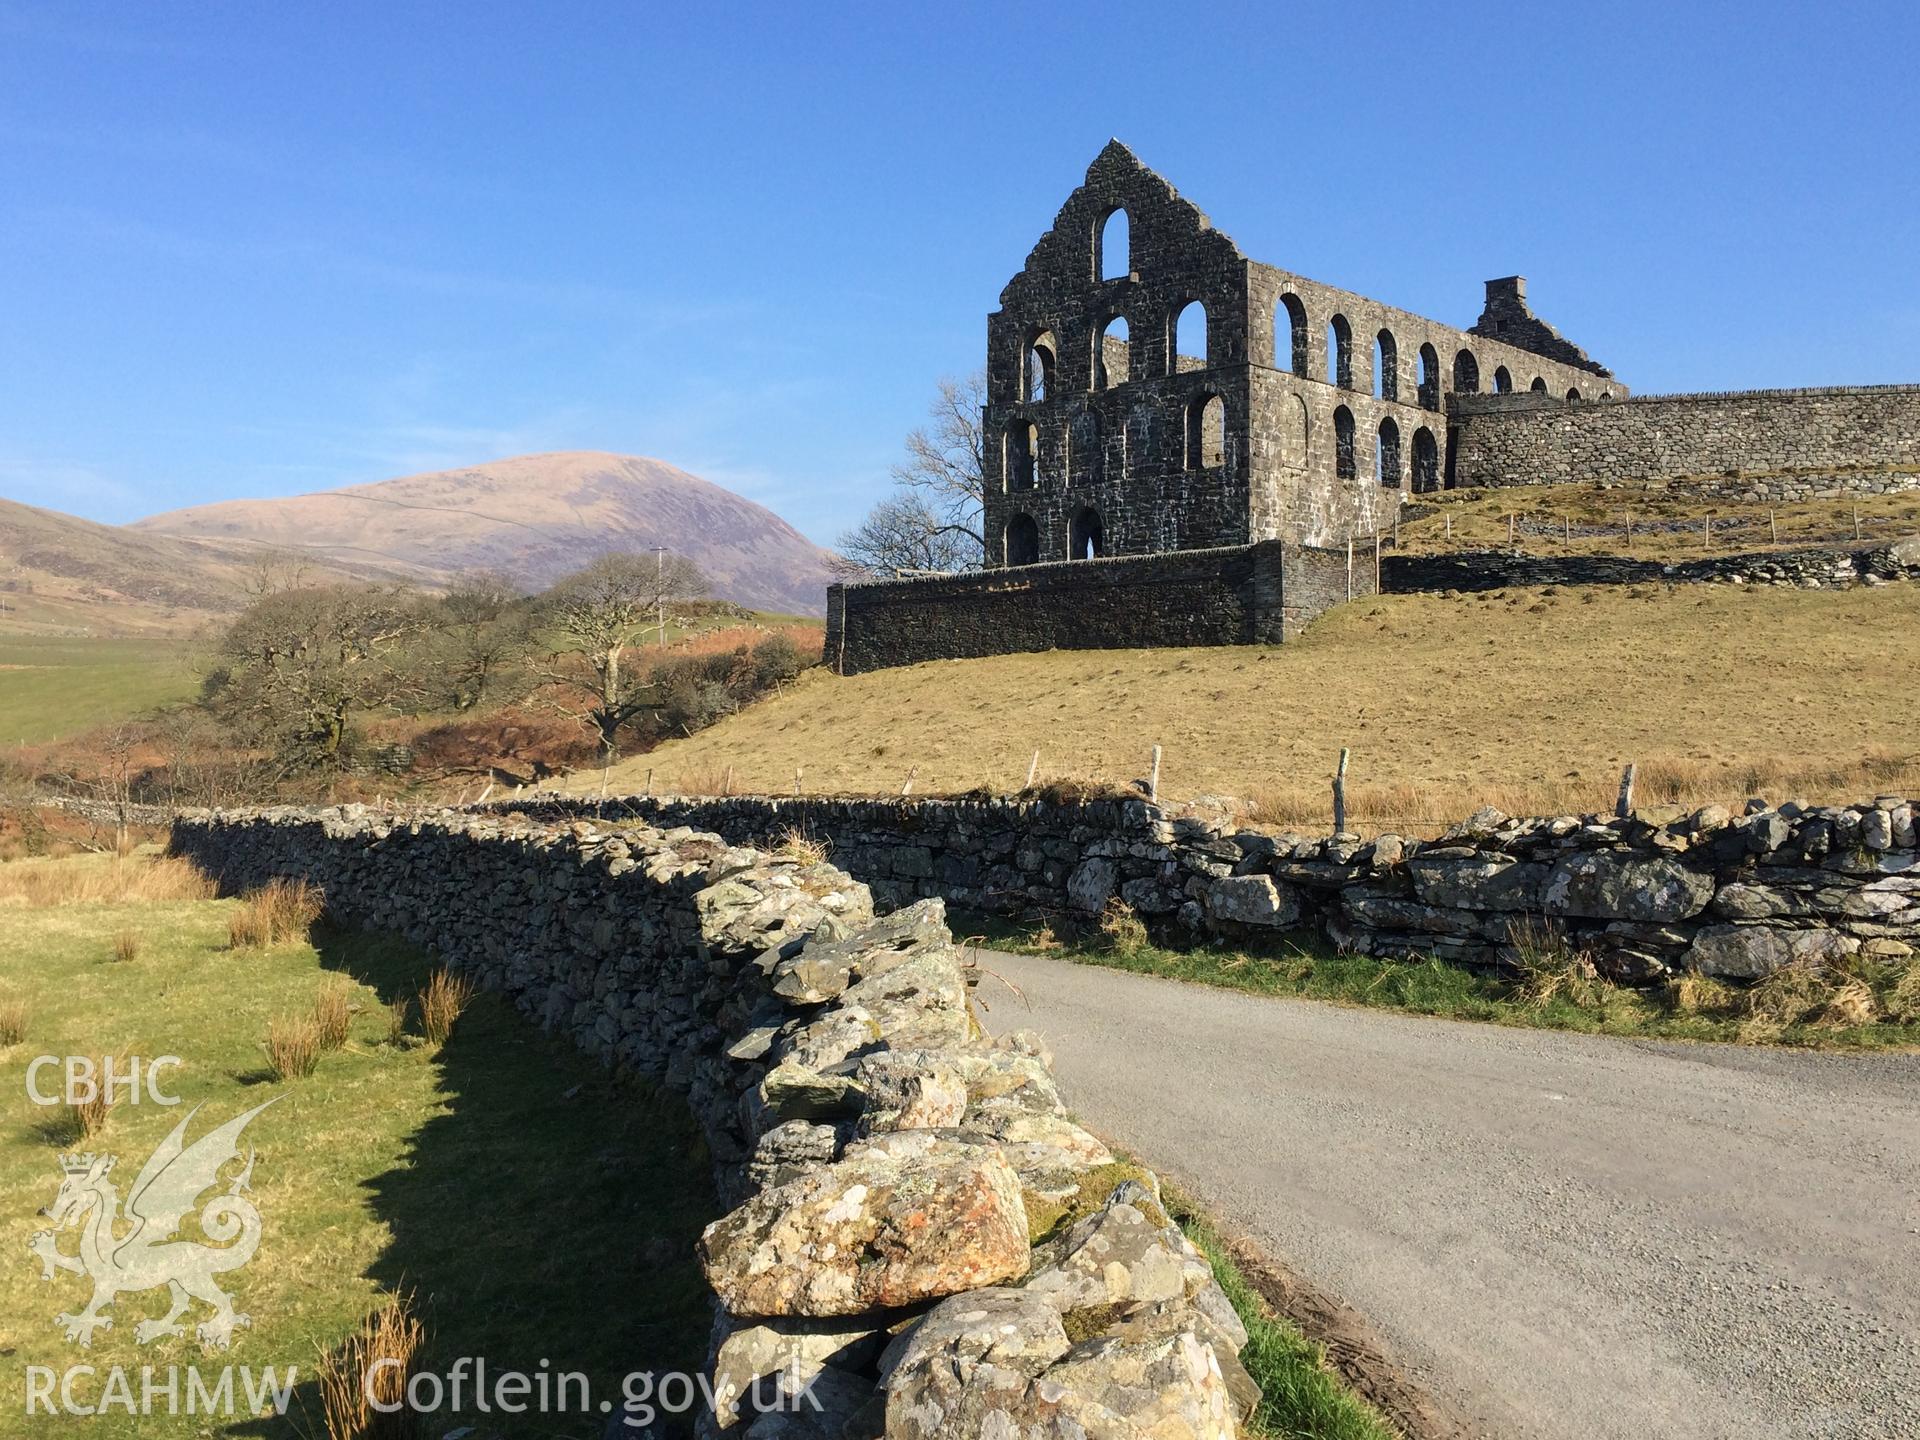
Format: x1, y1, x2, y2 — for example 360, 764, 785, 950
29, 1098, 279, 1348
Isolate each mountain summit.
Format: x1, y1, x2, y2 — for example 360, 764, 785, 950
134, 451, 837, 616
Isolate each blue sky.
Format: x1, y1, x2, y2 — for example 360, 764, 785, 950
2, 1, 1915, 547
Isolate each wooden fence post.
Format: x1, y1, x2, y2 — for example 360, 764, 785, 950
1616, 762, 1637, 819
722, 765, 733, 797
1333, 748, 1350, 836
1025, 750, 1040, 787
1373, 532, 1382, 591
1148, 745, 1162, 805
644, 768, 653, 796
901, 766, 917, 796
1445, 514, 1452, 542
1769, 509, 1778, 544
1346, 535, 1354, 601
1507, 512, 1516, 546
1854, 505, 1862, 541
794, 767, 805, 796
1564, 515, 1571, 545
1705, 514, 1712, 549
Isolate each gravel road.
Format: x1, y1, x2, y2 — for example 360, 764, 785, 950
974, 949, 1920, 1440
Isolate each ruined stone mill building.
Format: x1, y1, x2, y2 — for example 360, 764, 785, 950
825, 141, 1920, 674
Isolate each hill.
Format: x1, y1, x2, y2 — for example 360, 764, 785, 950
0, 496, 408, 636
564, 581, 1920, 830
135, 451, 837, 616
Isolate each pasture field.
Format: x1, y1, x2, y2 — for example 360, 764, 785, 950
575, 581, 1920, 832
0, 636, 198, 747
0, 851, 713, 1438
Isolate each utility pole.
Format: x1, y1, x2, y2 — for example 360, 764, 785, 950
653, 545, 668, 648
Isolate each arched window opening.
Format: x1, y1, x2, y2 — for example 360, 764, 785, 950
1006, 420, 1038, 491
1377, 418, 1402, 488
1069, 506, 1104, 560
1418, 344, 1440, 410
1530, 376, 1548, 394
1094, 315, 1130, 390
1600, 391, 1615, 402
1375, 330, 1398, 400
1098, 209, 1130, 281
1186, 393, 1226, 471
1333, 406, 1357, 480
1412, 427, 1440, 494
1025, 332, 1057, 404
1566, 387, 1583, 402
1279, 294, 1310, 378
1072, 409, 1103, 486
1005, 513, 1040, 567
1453, 349, 1480, 395
1327, 314, 1353, 389
1172, 300, 1208, 373
1493, 365, 1513, 395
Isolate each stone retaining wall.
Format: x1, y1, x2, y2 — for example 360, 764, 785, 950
489, 793, 1919, 984
169, 808, 1261, 1438
1449, 385, 1920, 497
824, 540, 1372, 675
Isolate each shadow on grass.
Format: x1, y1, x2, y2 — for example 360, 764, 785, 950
241, 927, 718, 1439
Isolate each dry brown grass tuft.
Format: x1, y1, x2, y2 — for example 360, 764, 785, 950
1666, 969, 1737, 1017
109, 928, 142, 964
317, 1288, 427, 1440
263, 1013, 322, 1081
64, 1052, 126, 1141
774, 826, 831, 866
228, 877, 324, 950
418, 969, 478, 1046
1739, 962, 1837, 1041
1886, 965, 1920, 1024
0, 853, 215, 908
385, 996, 411, 1045
1817, 977, 1879, 1029
1509, 916, 1610, 1010
313, 976, 354, 1052
1097, 900, 1151, 958
0, 993, 28, 1046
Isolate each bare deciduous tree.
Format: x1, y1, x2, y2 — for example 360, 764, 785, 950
206, 584, 428, 772
835, 371, 986, 576
535, 552, 710, 760
428, 570, 535, 709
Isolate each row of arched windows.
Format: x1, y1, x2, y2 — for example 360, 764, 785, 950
1004, 393, 1227, 491
1007, 398, 1457, 491
1028, 300, 1609, 409
1002, 507, 1108, 567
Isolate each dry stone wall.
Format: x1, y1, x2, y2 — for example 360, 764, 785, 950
168, 807, 1261, 1439
495, 793, 1919, 985
1383, 537, 1920, 595
1450, 386, 1920, 496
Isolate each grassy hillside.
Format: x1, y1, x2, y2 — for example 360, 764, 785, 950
570, 582, 1920, 829
0, 635, 198, 746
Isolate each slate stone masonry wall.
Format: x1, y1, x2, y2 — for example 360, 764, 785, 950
493, 792, 1919, 985
1450, 385, 1920, 496
167, 807, 1263, 1438
824, 539, 1373, 674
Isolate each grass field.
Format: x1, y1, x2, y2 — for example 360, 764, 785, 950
0, 636, 199, 747
569, 581, 1920, 831
0, 852, 714, 1437
966, 911, 1920, 1052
